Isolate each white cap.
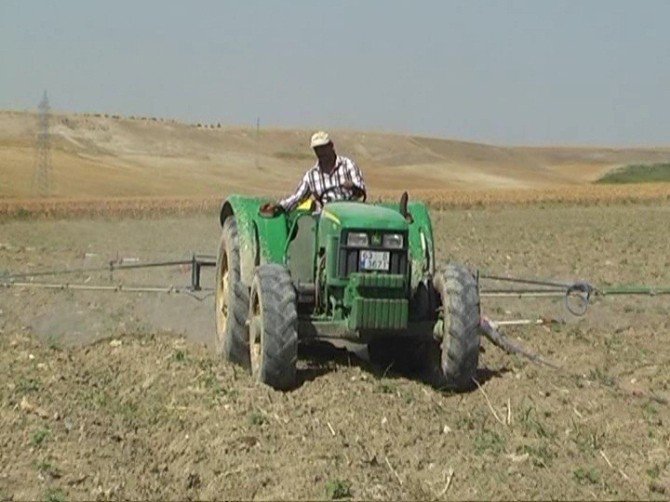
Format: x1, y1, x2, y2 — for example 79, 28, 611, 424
310, 131, 331, 148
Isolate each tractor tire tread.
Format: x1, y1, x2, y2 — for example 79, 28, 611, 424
252, 264, 298, 390
435, 263, 481, 391
216, 217, 250, 366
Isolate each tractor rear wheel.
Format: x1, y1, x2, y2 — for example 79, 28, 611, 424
215, 217, 250, 367
433, 263, 481, 391
248, 264, 298, 390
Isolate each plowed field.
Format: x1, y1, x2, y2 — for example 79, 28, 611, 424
1, 204, 669, 500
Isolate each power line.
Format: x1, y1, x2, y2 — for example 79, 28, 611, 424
33, 91, 52, 197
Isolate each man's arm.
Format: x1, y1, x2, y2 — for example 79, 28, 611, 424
345, 158, 366, 195
279, 172, 311, 212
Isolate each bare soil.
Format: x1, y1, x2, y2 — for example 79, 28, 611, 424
1, 204, 669, 500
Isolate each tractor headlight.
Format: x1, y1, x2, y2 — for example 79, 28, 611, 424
347, 232, 369, 247
382, 233, 404, 249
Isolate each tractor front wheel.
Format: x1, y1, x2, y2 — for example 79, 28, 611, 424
248, 264, 298, 390
215, 217, 250, 366
432, 263, 481, 391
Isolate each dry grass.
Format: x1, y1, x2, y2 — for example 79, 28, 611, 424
0, 196, 222, 220
2, 183, 670, 220
381, 183, 670, 208
3, 110, 670, 200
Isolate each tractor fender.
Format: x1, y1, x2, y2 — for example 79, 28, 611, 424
219, 195, 289, 285
406, 201, 435, 289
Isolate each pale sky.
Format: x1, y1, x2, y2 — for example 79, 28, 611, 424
1, 0, 669, 146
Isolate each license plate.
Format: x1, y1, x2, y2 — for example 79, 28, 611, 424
359, 250, 390, 271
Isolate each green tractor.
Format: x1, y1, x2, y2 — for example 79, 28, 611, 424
215, 194, 481, 391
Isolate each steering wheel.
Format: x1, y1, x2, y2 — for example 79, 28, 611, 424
317, 185, 367, 207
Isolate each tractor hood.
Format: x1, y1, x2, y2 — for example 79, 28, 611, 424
321, 202, 408, 231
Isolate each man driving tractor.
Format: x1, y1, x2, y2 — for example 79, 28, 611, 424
261, 131, 366, 215
217, 134, 478, 392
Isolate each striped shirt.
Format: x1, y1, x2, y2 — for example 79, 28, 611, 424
279, 155, 366, 211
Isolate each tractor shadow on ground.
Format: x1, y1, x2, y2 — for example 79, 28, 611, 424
296, 342, 363, 386
295, 342, 510, 392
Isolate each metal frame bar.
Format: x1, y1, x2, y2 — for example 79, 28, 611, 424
1, 253, 217, 293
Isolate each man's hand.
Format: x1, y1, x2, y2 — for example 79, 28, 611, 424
343, 180, 365, 200
259, 202, 282, 217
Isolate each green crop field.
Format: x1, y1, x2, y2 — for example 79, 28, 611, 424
596, 163, 670, 184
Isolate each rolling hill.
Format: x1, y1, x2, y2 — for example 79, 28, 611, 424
2, 110, 670, 199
